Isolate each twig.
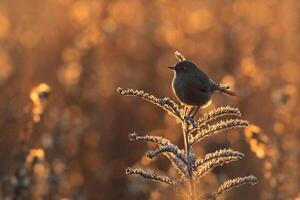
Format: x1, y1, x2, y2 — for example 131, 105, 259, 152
126, 168, 176, 187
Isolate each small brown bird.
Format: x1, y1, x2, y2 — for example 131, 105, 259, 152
169, 53, 235, 117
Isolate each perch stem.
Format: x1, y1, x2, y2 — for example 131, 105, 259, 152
182, 106, 196, 200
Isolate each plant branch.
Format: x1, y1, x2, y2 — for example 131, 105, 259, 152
209, 175, 258, 199
117, 88, 183, 121
165, 153, 188, 177
189, 119, 249, 145
126, 167, 176, 186
195, 149, 244, 169
197, 106, 241, 127
147, 144, 187, 164
194, 156, 244, 182
128, 132, 172, 146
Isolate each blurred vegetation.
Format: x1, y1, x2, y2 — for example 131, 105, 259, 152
0, 0, 299, 199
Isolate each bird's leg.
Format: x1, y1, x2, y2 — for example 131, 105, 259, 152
184, 106, 188, 117
191, 106, 200, 118
187, 106, 195, 117
184, 106, 193, 122
183, 106, 196, 124
184, 107, 189, 124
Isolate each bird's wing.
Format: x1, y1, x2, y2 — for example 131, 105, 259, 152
209, 79, 219, 91
194, 84, 209, 93
187, 79, 210, 93
191, 74, 211, 92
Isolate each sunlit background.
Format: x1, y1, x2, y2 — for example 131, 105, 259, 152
0, 0, 299, 199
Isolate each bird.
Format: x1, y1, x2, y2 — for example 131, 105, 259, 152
169, 52, 235, 117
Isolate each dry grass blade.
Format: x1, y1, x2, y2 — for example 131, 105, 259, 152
126, 167, 176, 186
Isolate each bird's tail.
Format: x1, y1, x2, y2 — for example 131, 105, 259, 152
217, 83, 236, 96
210, 79, 236, 96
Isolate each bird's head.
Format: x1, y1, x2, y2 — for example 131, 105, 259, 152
168, 60, 198, 74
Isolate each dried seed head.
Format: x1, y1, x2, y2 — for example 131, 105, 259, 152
128, 132, 138, 141
174, 51, 186, 62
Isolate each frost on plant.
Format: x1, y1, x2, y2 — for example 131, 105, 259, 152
118, 86, 257, 199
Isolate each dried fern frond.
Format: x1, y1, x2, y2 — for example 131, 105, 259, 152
120, 86, 257, 199
210, 175, 258, 199
117, 88, 183, 121
174, 51, 186, 61
165, 153, 188, 177
129, 132, 188, 177
195, 149, 244, 169
147, 144, 187, 164
194, 156, 243, 181
129, 133, 188, 177
126, 167, 176, 186
128, 132, 173, 146
190, 119, 249, 145
196, 106, 241, 128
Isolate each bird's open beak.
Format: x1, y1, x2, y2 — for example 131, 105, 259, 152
168, 66, 175, 70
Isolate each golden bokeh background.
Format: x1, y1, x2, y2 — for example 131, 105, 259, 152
0, 0, 299, 199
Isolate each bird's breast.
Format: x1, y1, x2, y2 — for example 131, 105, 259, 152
172, 75, 191, 104
172, 74, 211, 107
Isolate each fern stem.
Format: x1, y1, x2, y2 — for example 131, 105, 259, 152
182, 107, 196, 200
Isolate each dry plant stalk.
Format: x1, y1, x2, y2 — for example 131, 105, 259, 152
118, 56, 257, 199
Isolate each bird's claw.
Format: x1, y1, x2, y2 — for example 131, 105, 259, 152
184, 115, 194, 124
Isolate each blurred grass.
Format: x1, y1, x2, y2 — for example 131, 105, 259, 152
0, 0, 299, 199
